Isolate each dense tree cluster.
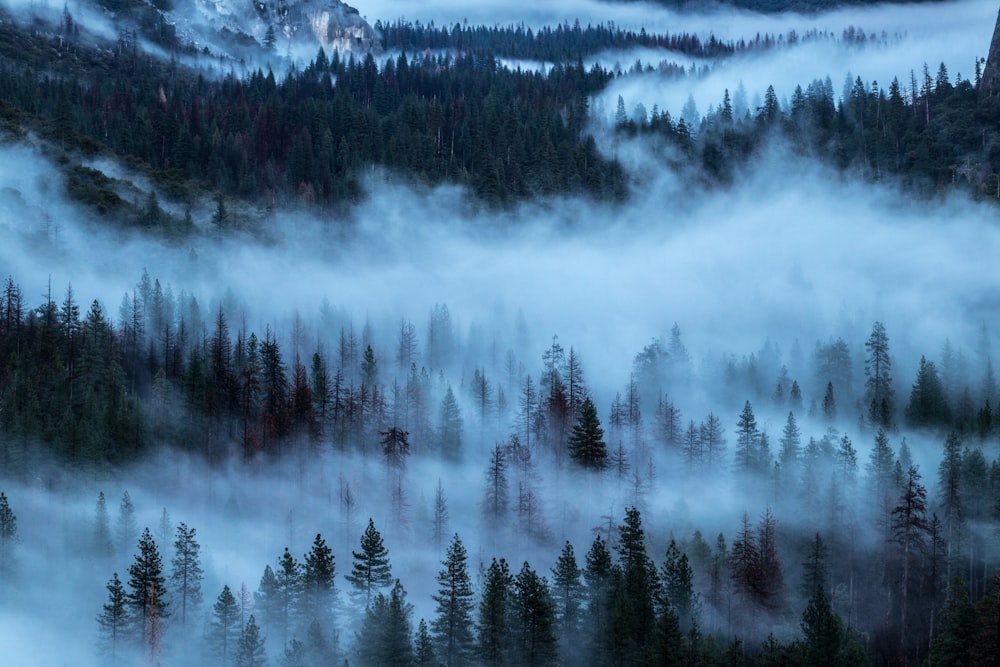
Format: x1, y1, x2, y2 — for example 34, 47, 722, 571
622, 62, 1000, 200
1, 263, 1000, 664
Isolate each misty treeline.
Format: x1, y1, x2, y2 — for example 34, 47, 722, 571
2, 264, 1000, 664
2, 3, 997, 217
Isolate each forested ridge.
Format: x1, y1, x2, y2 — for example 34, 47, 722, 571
0, 4, 996, 219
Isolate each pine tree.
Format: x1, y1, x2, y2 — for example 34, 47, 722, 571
551, 541, 585, 664
439, 385, 463, 460
211, 584, 241, 661
126, 528, 167, 645
930, 577, 976, 665
612, 507, 659, 662
778, 412, 801, 478
892, 466, 930, 661
661, 539, 698, 632
432, 479, 449, 553
567, 396, 608, 469
510, 561, 558, 666
97, 572, 129, 664
865, 321, 894, 427
235, 615, 267, 666
477, 557, 512, 666
346, 519, 392, 607
302, 532, 337, 625
116, 491, 137, 561
0, 491, 16, 579
357, 580, 414, 666
93, 491, 113, 563
170, 522, 203, 627
415, 618, 436, 666
800, 585, 843, 667
583, 534, 613, 662
253, 565, 280, 639
432, 534, 475, 664
734, 401, 759, 475
482, 443, 509, 521
274, 547, 301, 647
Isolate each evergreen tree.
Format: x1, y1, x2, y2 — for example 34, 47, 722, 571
433, 479, 449, 553
551, 541, 585, 664
302, 532, 337, 625
567, 396, 608, 469
906, 356, 951, 427
357, 580, 414, 666
170, 521, 203, 627
0, 491, 16, 580
274, 547, 302, 647
254, 565, 280, 640
800, 585, 843, 667
432, 534, 475, 664
583, 534, 613, 662
930, 577, 975, 666
415, 618, 436, 666
97, 572, 129, 665
439, 385, 463, 460
661, 539, 698, 633
346, 519, 392, 606
611, 507, 658, 663
211, 584, 241, 661
778, 412, 801, 478
236, 614, 267, 666
116, 491, 137, 562
126, 528, 167, 645
510, 561, 558, 666
477, 557, 512, 666
482, 443, 509, 521
865, 321, 894, 427
93, 491, 113, 563
734, 401, 760, 475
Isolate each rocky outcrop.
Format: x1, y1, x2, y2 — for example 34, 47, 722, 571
181, 0, 379, 57
981, 6, 1000, 96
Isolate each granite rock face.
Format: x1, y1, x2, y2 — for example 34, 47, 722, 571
981, 6, 1000, 96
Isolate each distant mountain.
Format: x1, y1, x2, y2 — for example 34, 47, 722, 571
172, 0, 379, 54
86, 0, 378, 59
612, 0, 939, 13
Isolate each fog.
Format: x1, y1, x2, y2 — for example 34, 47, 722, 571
1, 0, 999, 665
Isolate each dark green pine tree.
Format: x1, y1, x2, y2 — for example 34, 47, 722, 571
97, 572, 129, 664
583, 534, 614, 663
930, 577, 976, 666
415, 618, 436, 666
567, 396, 608, 469
127, 528, 167, 645
170, 522, 203, 628
253, 565, 280, 639
551, 541, 585, 665
906, 356, 951, 427
734, 400, 760, 475
0, 491, 16, 580
356, 580, 414, 666
661, 539, 698, 634
477, 557, 512, 666
274, 547, 302, 647
610, 507, 659, 663
93, 491, 113, 563
800, 584, 843, 667
235, 614, 267, 666
432, 534, 475, 665
439, 386, 464, 461
346, 519, 392, 607
301, 533, 337, 625
510, 561, 558, 666
210, 584, 241, 661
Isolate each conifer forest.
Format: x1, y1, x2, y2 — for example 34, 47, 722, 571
1, 0, 1000, 665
